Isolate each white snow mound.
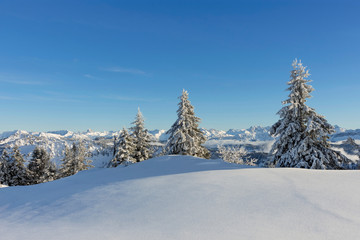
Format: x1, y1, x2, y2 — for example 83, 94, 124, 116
0, 155, 359, 240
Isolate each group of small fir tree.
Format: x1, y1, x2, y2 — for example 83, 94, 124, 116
0, 142, 93, 186
60, 142, 93, 177
110, 108, 153, 167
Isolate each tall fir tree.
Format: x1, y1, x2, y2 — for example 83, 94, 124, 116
270, 59, 349, 169
60, 142, 93, 177
28, 146, 57, 184
110, 128, 136, 167
130, 108, 153, 162
165, 90, 210, 159
7, 146, 29, 186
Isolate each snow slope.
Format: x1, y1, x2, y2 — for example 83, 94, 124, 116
0, 155, 359, 240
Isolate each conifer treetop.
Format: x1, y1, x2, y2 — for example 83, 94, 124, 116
130, 108, 153, 162
131, 107, 145, 132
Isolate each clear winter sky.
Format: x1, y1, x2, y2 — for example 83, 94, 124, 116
0, 0, 359, 132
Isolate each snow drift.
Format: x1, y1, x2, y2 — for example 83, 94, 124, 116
0, 155, 359, 240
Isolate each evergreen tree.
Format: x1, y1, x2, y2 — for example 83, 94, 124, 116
346, 138, 360, 168
44, 159, 58, 182
0, 157, 4, 185
270, 59, 349, 169
344, 137, 357, 146
7, 146, 29, 186
0, 150, 10, 186
60, 145, 73, 177
130, 108, 153, 162
60, 142, 93, 177
28, 146, 56, 184
110, 128, 136, 167
113, 135, 118, 157
73, 141, 93, 172
165, 90, 210, 159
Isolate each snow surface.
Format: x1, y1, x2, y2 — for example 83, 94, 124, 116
1, 155, 359, 240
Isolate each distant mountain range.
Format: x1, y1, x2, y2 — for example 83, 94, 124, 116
0, 126, 359, 167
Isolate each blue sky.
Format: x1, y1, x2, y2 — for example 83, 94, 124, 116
0, 0, 359, 132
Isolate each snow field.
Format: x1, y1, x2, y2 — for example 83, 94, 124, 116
0, 155, 359, 240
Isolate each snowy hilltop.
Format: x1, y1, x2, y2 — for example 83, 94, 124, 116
1, 155, 359, 239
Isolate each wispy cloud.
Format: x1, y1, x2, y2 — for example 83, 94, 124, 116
0, 90, 88, 103
101, 95, 160, 102
36, 91, 87, 103
0, 95, 21, 100
0, 79, 45, 85
84, 74, 100, 80
101, 67, 147, 75
0, 72, 56, 86
7, 91, 86, 103
29, 95, 84, 103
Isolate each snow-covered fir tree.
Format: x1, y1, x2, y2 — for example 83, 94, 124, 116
28, 146, 57, 184
346, 138, 360, 168
130, 108, 153, 162
270, 59, 349, 169
113, 135, 118, 157
72, 141, 93, 172
0, 150, 10, 185
110, 128, 136, 167
60, 146, 73, 177
165, 90, 210, 159
344, 137, 357, 146
7, 146, 29, 186
0, 159, 4, 185
60, 142, 93, 177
